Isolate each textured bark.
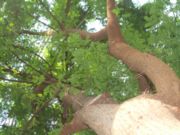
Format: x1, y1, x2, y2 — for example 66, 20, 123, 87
136, 73, 151, 93
106, 0, 180, 106
60, 93, 117, 134
60, 117, 87, 135
64, 28, 107, 41
60, 94, 180, 135
77, 96, 180, 135
20, 28, 107, 41
60, 0, 180, 134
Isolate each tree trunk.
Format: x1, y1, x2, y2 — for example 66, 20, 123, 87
61, 94, 180, 135
77, 96, 180, 135
60, 0, 180, 134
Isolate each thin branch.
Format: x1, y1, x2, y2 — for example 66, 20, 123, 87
26, 12, 57, 32
21, 99, 51, 135
18, 25, 107, 42
38, 0, 64, 30
64, 0, 72, 18
1, 66, 27, 77
0, 29, 54, 37
12, 44, 51, 67
61, 80, 83, 91
21, 89, 61, 134
11, 51, 44, 75
0, 76, 33, 84
20, 29, 54, 36
34, 74, 57, 93
76, 12, 88, 29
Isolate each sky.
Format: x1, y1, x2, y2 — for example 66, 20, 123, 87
45, 0, 177, 31
87, 0, 152, 31
133, 0, 152, 6
87, 0, 177, 31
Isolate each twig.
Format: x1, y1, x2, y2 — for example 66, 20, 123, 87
12, 44, 51, 67
11, 51, 44, 75
0, 76, 33, 84
26, 12, 57, 32
38, 0, 64, 30
21, 89, 61, 134
20, 29, 54, 36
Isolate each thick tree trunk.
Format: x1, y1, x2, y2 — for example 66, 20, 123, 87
61, 94, 180, 135
76, 96, 180, 135
60, 92, 118, 135
60, 0, 180, 134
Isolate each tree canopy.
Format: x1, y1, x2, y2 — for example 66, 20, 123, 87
0, 0, 179, 135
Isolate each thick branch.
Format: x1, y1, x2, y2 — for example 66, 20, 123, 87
61, 92, 180, 135
20, 28, 107, 41
64, 0, 72, 17
106, 0, 180, 106
60, 92, 118, 135
107, 0, 124, 43
65, 28, 107, 41
62, 92, 117, 112
34, 73, 57, 93
60, 0, 180, 134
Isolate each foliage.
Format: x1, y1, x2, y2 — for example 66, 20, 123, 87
0, 0, 179, 135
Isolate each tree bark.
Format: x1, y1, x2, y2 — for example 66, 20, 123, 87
76, 96, 180, 135
106, 0, 180, 106
60, 92, 118, 134
60, 0, 180, 134
60, 94, 180, 135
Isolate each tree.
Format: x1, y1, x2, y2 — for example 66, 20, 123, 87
0, 0, 179, 135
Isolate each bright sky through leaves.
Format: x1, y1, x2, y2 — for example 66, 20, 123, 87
87, 0, 177, 31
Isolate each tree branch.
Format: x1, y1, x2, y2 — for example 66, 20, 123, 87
60, 92, 117, 135
106, 0, 180, 106
34, 73, 57, 93
1, 65, 29, 78
22, 89, 61, 134
19, 28, 107, 41
0, 76, 33, 84
64, 0, 72, 18
64, 28, 107, 41
26, 12, 57, 31
20, 29, 54, 36
38, 0, 64, 30
20, 28, 151, 95
12, 44, 51, 67
11, 51, 44, 75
